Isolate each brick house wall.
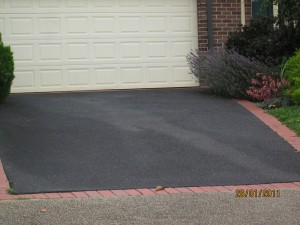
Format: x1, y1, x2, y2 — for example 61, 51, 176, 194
197, 0, 252, 51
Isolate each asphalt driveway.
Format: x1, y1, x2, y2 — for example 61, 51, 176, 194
0, 88, 300, 194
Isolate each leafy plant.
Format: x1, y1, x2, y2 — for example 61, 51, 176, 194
247, 72, 291, 109
226, 17, 300, 66
6, 188, 16, 195
187, 48, 275, 99
247, 73, 288, 102
0, 33, 15, 104
283, 49, 300, 104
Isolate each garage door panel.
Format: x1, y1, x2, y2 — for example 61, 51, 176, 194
171, 0, 192, 7
172, 16, 193, 33
93, 16, 116, 34
65, 0, 88, 8
119, 16, 141, 34
172, 41, 194, 59
38, 17, 61, 35
94, 68, 118, 87
93, 42, 118, 60
146, 41, 168, 59
120, 42, 143, 60
66, 43, 90, 61
65, 17, 89, 34
10, 0, 33, 8
120, 67, 144, 85
11, 63, 197, 92
1, 0, 198, 93
40, 69, 63, 88
119, 0, 141, 8
93, 0, 115, 8
13, 70, 36, 89
146, 67, 169, 84
145, 16, 168, 33
8, 37, 196, 62
39, 43, 62, 61
3, 13, 196, 41
67, 69, 91, 87
38, 0, 60, 8
12, 44, 34, 62
10, 17, 33, 36
3, 0, 196, 13
173, 66, 195, 83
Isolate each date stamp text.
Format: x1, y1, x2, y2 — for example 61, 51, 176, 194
235, 189, 281, 198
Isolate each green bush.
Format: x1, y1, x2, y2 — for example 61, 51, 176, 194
187, 48, 275, 99
283, 49, 300, 104
226, 17, 300, 66
0, 34, 14, 104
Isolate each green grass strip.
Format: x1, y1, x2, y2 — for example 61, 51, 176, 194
268, 106, 300, 136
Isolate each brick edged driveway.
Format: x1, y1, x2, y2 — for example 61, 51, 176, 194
0, 88, 299, 194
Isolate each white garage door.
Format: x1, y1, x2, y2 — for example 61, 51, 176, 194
0, 0, 198, 93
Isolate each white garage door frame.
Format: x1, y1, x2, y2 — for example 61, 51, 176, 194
0, 0, 198, 93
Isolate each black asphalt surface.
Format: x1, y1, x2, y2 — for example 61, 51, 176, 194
0, 88, 300, 194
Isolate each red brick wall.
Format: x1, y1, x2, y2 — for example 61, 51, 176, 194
197, 0, 252, 51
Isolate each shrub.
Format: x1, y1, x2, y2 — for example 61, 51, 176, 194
283, 49, 300, 104
226, 17, 300, 66
0, 34, 14, 104
247, 73, 288, 101
187, 48, 275, 99
246, 73, 290, 108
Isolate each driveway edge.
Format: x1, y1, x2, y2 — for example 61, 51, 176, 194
0, 182, 300, 200
1, 158, 300, 200
237, 100, 300, 152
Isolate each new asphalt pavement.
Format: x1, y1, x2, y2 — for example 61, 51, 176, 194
0, 88, 299, 194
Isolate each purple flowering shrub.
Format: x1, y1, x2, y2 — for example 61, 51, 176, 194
187, 48, 275, 99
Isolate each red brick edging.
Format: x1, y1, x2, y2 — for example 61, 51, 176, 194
0, 160, 10, 200
237, 100, 300, 152
1, 100, 300, 200
1, 159, 300, 200
0, 183, 299, 200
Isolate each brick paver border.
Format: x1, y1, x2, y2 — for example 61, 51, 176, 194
0, 182, 299, 200
1, 100, 299, 200
0, 160, 10, 200
237, 100, 300, 152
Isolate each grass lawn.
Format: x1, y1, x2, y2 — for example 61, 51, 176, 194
268, 106, 300, 136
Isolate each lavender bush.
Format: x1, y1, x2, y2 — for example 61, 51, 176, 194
187, 48, 276, 99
